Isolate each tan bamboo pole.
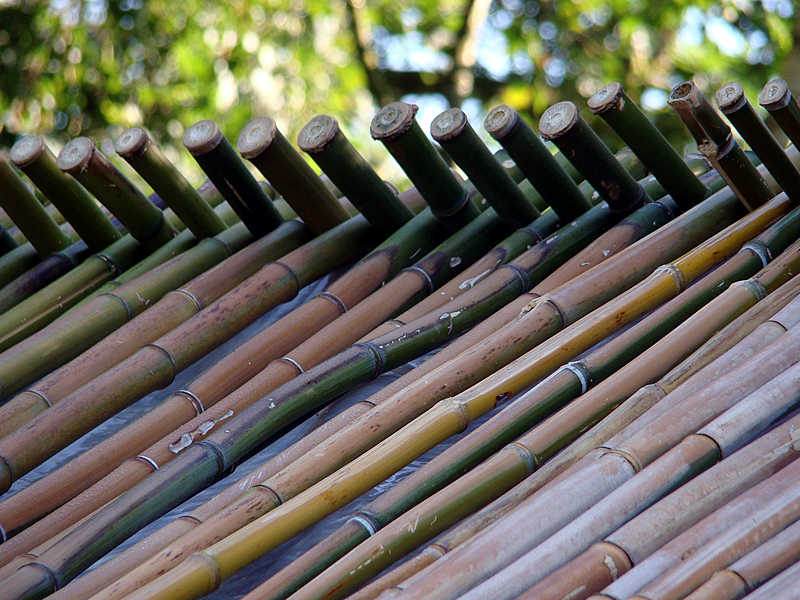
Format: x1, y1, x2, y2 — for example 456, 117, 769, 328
346, 272, 800, 600
475, 364, 800, 600
388, 298, 800, 600
271, 235, 800, 600
686, 518, 800, 600
110, 185, 794, 600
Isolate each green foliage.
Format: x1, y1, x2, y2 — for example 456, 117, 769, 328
0, 0, 796, 184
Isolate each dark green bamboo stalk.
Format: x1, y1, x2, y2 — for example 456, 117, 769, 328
538, 101, 648, 213
0, 152, 72, 257
371, 102, 480, 228
10, 135, 122, 251
669, 81, 774, 210
758, 78, 800, 149
115, 128, 227, 238
237, 116, 350, 235
183, 119, 283, 235
716, 81, 800, 202
430, 107, 540, 225
297, 115, 414, 235
56, 137, 177, 250
0, 244, 39, 288
0, 223, 17, 256
588, 82, 709, 207
484, 105, 591, 221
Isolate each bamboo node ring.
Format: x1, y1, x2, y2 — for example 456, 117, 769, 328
502, 262, 532, 291
25, 388, 53, 408
171, 288, 204, 311
731, 278, 767, 301
26, 561, 62, 590
354, 342, 386, 377
174, 513, 203, 525
175, 389, 205, 416
144, 342, 178, 384
348, 514, 379, 536
274, 259, 302, 292
741, 241, 772, 267
505, 441, 538, 473
562, 361, 592, 393
93, 251, 121, 275
599, 446, 644, 473
404, 265, 435, 293
654, 263, 687, 291
315, 290, 348, 313
278, 356, 305, 374
103, 292, 134, 320
134, 455, 159, 471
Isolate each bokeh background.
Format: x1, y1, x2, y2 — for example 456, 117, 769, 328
1, 0, 798, 185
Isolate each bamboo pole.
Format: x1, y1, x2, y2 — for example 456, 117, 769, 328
56, 136, 177, 249
669, 81, 774, 210
91, 179, 793, 600
115, 127, 227, 238
588, 82, 709, 206
469, 363, 800, 600
390, 294, 800, 600
0, 152, 72, 257
758, 78, 800, 148
371, 102, 480, 228
716, 81, 800, 201
238, 116, 351, 234
484, 105, 592, 221
0, 223, 17, 257
0, 244, 42, 288
183, 120, 284, 236
263, 227, 800, 600
346, 271, 800, 600
430, 107, 540, 224
10, 135, 121, 251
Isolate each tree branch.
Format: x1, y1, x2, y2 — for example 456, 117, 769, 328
344, 0, 392, 106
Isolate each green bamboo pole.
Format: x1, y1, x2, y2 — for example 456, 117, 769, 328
254, 215, 800, 600
115, 127, 227, 238
0, 223, 17, 256
238, 116, 351, 235
588, 82, 709, 207
390, 299, 800, 600
716, 81, 800, 201
371, 101, 480, 228
56, 137, 177, 250
430, 107, 540, 225
0, 152, 72, 257
758, 78, 800, 148
17, 167, 780, 600
10, 135, 122, 251
539, 101, 648, 213
669, 81, 774, 210
183, 119, 283, 236
0, 244, 40, 288
297, 115, 414, 235
484, 104, 592, 221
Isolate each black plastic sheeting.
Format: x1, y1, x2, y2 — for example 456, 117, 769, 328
12, 270, 511, 598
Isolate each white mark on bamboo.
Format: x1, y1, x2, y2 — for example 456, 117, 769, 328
449, 256, 462, 267
458, 268, 493, 290
603, 554, 619, 579
564, 586, 588, 600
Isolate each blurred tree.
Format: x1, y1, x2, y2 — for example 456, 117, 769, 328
0, 0, 796, 181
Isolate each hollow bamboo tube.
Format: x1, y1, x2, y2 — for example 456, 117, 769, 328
238, 116, 350, 235
430, 107, 540, 225
0, 152, 72, 257
183, 120, 283, 236
484, 104, 591, 221
686, 518, 800, 600
56, 137, 177, 249
539, 101, 648, 213
371, 102, 480, 228
473, 365, 800, 600
669, 81, 774, 210
716, 81, 800, 202
110, 184, 791, 600
115, 128, 226, 238
350, 269, 800, 600
758, 78, 800, 149
588, 82, 708, 207
363, 265, 800, 600
10, 135, 121, 251
297, 115, 413, 234
273, 231, 800, 600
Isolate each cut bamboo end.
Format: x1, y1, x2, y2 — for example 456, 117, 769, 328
237, 117, 278, 159
56, 136, 95, 173
114, 127, 150, 158
297, 114, 340, 153
716, 82, 747, 114
587, 82, 625, 115
429, 108, 468, 142
758, 78, 791, 111
484, 104, 520, 140
539, 101, 579, 139
183, 120, 225, 156
370, 102, 418, 142
9, 135, 46, 168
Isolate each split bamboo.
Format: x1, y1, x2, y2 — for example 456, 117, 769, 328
758, 78, 800, 148
390, 295, 800, 600
265, 221, 800, 600
101, 171, 790, 600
